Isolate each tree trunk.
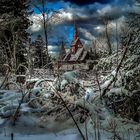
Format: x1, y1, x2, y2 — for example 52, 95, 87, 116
42, 0, 49, 65
105, 23, 112, 55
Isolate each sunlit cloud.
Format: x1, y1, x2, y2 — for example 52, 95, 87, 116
29, 14, 43, 32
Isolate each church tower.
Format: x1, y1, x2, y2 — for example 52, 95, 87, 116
59, 41, 66, 60
73, 21, 79, 41
71, 21, 83, 54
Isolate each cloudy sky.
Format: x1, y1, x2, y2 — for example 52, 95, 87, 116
29, 0, 135, 53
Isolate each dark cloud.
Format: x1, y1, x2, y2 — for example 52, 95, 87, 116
63, 0, 112, 6
31, 0, 135, 47
62, 0, 134, 37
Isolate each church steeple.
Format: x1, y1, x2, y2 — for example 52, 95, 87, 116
61, 20, 87, 62
71, 21, 83, 54
73, 21, 79, 41
59, 41, 66, 60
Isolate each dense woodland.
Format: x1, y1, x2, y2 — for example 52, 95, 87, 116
0, 0, 140, 140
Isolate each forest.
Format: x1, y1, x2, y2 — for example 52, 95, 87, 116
0, 0, 140, 140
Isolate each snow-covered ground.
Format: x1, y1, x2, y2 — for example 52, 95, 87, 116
0, 70, 140, 140
0, 128, 83, 140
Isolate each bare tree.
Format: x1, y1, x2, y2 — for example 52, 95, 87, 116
98, 15, 113, 55
103, 18, 112, 55
0, 0, 31, 74
0, 20, 20, 73
32, 0, 59, 65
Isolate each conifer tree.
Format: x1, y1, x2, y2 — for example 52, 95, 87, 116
0, 0, 32, 73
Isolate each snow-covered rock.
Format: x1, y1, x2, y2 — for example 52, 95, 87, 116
62, 70, 79, 82
105, 87, 129, 97
84, 88, 95, 103
60, 79, 68, 90
31, 87, 41, 95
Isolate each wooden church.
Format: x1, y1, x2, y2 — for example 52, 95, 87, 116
59, 22, 89, 63
55, 22, 90, 72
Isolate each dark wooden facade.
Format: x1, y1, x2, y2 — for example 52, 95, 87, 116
60, 22, 89, 63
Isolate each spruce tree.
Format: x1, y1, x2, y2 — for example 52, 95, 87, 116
0, 0, 32, 73
121, 1, 140, 91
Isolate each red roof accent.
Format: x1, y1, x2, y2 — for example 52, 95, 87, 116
62, 21, 88, 62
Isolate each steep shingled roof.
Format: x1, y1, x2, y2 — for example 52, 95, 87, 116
62, 21, 88, 62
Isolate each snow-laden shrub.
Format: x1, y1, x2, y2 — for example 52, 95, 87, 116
96, 51, 122, 71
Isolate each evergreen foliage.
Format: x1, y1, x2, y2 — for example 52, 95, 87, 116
0, 0, 32, 72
